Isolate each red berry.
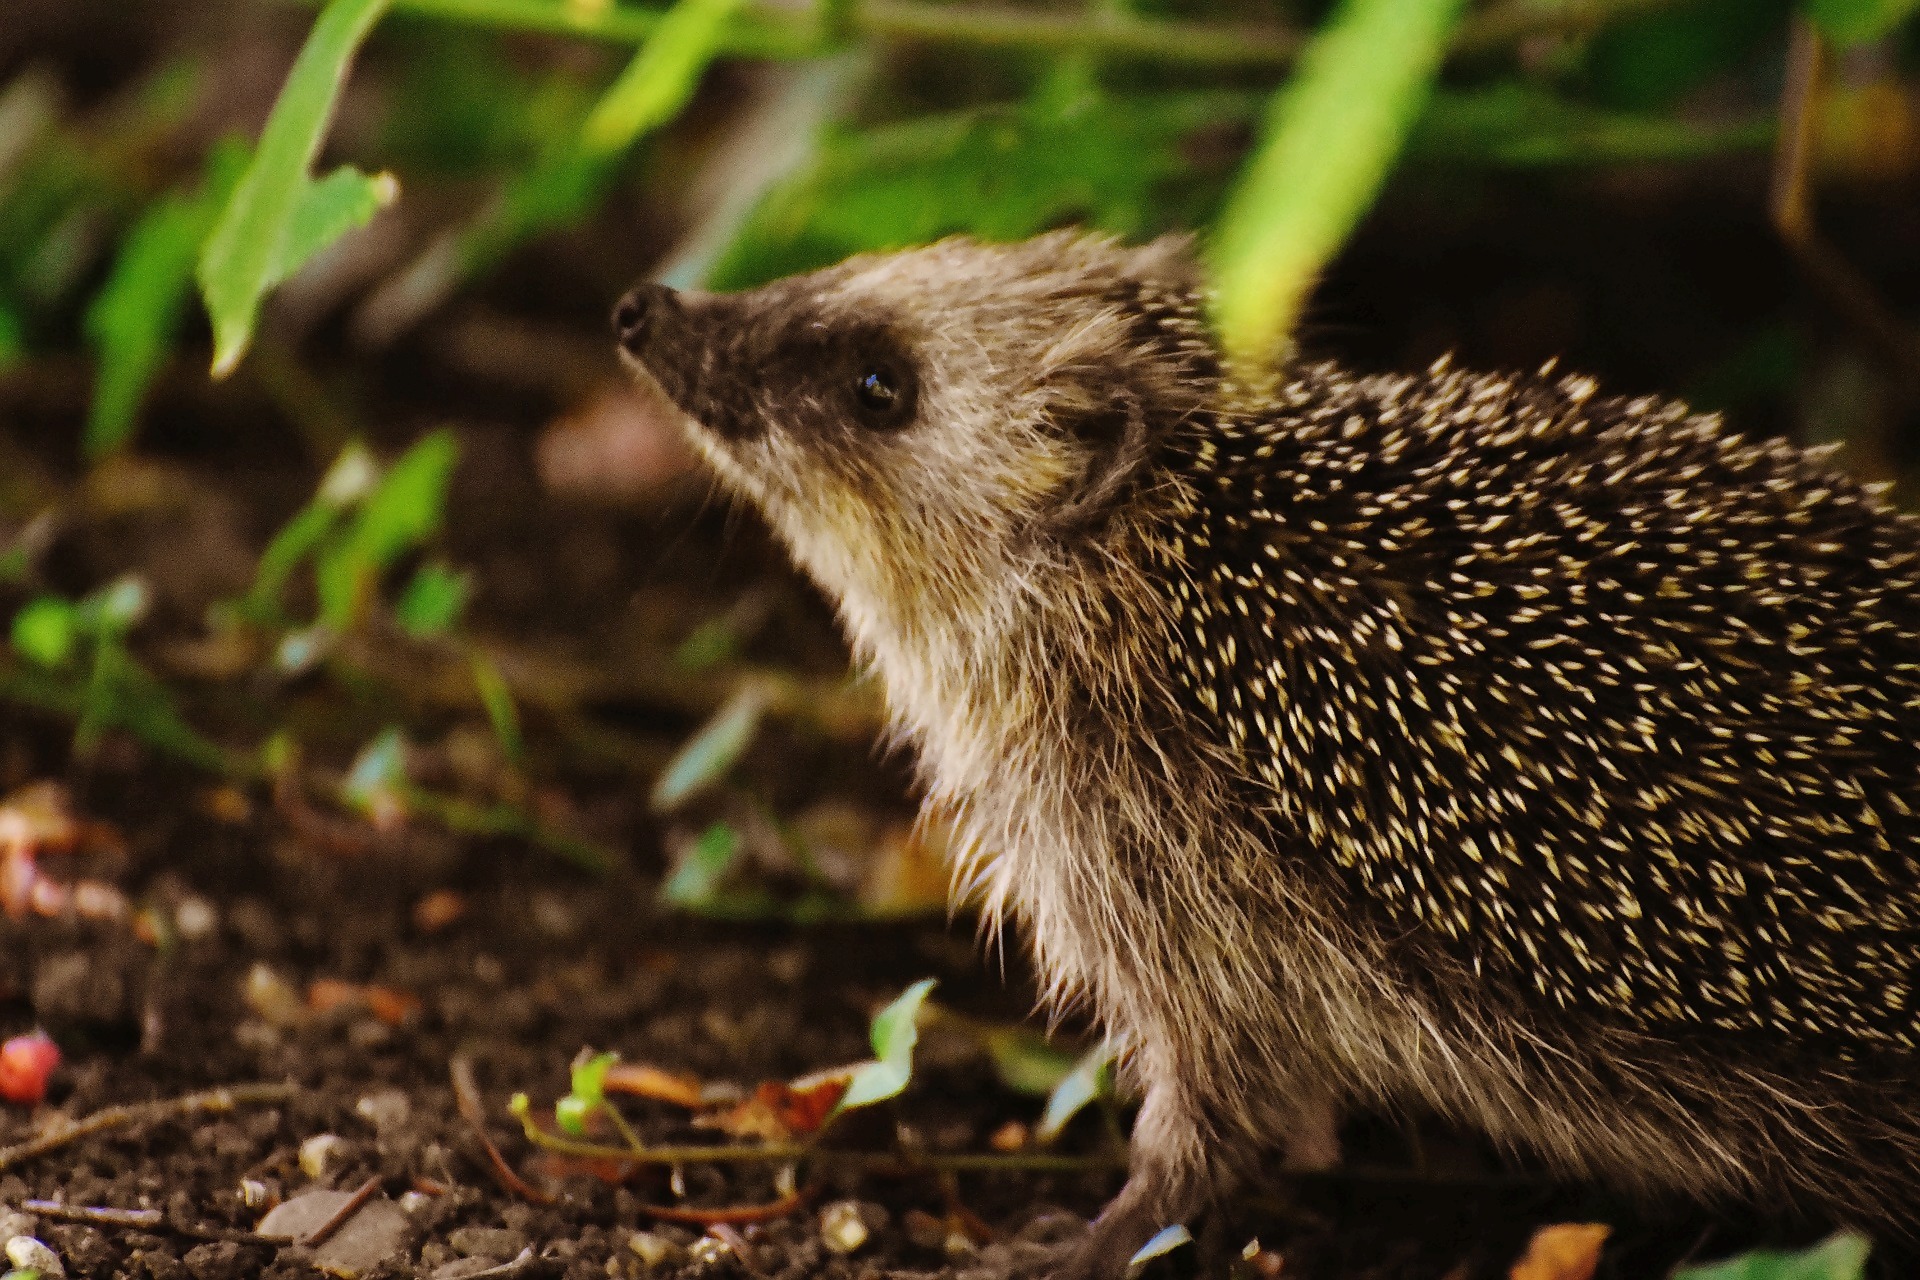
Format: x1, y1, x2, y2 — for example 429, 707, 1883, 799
0, 1030, 61, 1105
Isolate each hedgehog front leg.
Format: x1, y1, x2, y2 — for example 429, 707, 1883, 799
1050, 1078, 1225, 1280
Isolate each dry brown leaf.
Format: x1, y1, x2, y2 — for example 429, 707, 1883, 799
1509, 1222, 1609, 1280
603, 1063, 705, 1110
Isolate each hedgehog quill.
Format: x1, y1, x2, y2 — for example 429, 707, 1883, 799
616, 232, 1920, 1276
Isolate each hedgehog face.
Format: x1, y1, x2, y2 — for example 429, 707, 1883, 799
616, 232, 1212, 648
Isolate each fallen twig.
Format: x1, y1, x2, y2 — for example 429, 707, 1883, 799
510, 1102, 1127, 1174
300, 1175, 381, 1248
23, 1200, 292, 1245
451, 1057, 555, 1205
639, 1187, 815, 1227
0, 1082, 298, 1174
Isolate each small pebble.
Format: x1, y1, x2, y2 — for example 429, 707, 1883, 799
686, 1237, 729, 1267
173, 896, 217, 939
244, 964, 306, 1028
353, 1089, 411, 1132
299, 1133, 348, 1180
238, 1179, 273, 1210
449, 1227, 524, 1259
625, 1231, 681, 1270
818, 1201, 872, 1255
5, 1236, 63, 1278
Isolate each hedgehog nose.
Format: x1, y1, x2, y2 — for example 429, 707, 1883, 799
613, 283, 677, 352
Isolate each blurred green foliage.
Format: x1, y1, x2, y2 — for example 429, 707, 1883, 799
0, 0, 1904, 444
1673, 1233, 1870, 1280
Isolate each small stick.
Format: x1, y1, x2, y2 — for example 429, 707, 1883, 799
451, 1057, 554, 1205
0, 1082, 298, 1174
24, 1203, 161, 1228
639, 1187, 814, 1226
300, 1176, 381, 1248
22, 1200, 293, 1245
1769, 15, 1920, 387
708, 1222, 767, 1278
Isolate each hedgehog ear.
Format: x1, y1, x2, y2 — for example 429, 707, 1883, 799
1049, 388, 1152, 533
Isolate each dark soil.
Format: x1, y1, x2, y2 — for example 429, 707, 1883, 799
5, 6, 1920, 1277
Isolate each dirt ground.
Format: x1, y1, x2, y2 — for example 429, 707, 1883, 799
5, 6, 1920, 1276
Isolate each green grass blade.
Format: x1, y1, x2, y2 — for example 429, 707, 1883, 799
1674, 1233, 1870, 1280
197, 0, 391, 378
84, 139, 250, 459
581, 0, 749, 156
269, 164, 398, 288
1804, 0, 1920, 43
1207, 0, 1467, 375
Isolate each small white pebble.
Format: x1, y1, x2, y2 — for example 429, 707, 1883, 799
0, 1210, 38, 1246
626, 1231, 678, 1268
354, 1089, 410, 1132
687, 1236, 729, 1266
238, 1179, 273, 1209
299, 1132, 348, 1180
173, 896, 217, 939
5, 1236, 64, 1277
819, 1201, 869, 1255
242, 963, 305, 1028
398, 1191, 434, 1215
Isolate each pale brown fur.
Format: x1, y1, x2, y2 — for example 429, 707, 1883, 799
617, 231, 1920, 1275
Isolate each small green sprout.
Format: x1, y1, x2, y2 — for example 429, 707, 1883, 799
836, 977, 937, 1113
1128, 1224, 1192, 1271
556, 1051, 618, 1136
1036, 1045, 1113, 1144
651, 684, 765, 812
1674, 1232, 1870, 1280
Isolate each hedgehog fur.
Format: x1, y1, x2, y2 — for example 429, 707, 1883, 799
615, 231, 1920, 1277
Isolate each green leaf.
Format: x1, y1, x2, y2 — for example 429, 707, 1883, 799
1804, 0, 1920, 43
557, 1050, 618, 1134
1673, 1234, 1870, 1280
838, 977, 937, 1112
270, 164, 398, 289
197, 0, 392, 377
81, 576, 149, 636
344, 727, 408, 811
650, 684, 765, 811
394, 561, 470, 638
1408, 85, 1773, 168
11, 597, 78, 667
316, 429, 459, 629
84, 139, 249, 459
569, 1050, 616, 1105
370, 0, 742, 337
984, 1028, 1080, 1097
1207, 0, 1469, 373
659, 821, 744, 908
247, 503, 342, 622
581, 0, 749, 157
710, 91, 1257, 291
674, 617, 742, 672
1128, 1224, 1191, 1270
1586, 0, 1791, 111
469, 651, 525, 764
0, 304, 23, 371
1036, 1045, 1112, 1142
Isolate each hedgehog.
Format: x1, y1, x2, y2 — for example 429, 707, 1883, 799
614, 230, 1920, 1277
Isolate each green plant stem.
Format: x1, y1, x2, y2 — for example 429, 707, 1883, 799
515, 1111, 1127, 1173
345, 0, 1687, 66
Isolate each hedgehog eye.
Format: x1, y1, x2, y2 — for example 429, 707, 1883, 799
848, 358, 917, 431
